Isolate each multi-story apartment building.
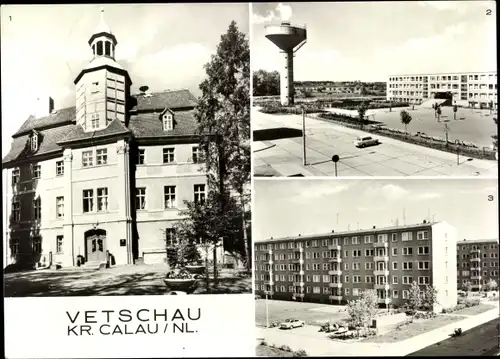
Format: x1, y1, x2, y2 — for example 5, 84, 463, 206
254, 221, 458, 311
456, 239, 499, 291
387, 71, 497, 108
2, 12, 209, 269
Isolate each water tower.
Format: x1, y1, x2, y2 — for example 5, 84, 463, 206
265, 21, 307, 106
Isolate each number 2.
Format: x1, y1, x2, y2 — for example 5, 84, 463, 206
486, 9, 492, 15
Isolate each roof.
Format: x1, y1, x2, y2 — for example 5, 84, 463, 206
128, 110, 198, 138
131, 89, 197, 112
2, 124, 75, 164
13, 107, 76, 137
58, 119, 130, 145
254, 222, 439, 243
458, 238, 499, 245
83, 56, 125, 71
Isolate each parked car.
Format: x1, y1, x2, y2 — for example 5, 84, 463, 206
279, 318, 305, 329
168, 291, 187, 295
354, 136, 380, 148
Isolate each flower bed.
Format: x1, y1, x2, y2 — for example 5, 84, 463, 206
442, 298, 480, 313
164, 268, 197, 292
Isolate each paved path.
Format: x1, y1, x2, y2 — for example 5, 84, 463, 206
256, 304, 500, 357
252, 107, 498, 177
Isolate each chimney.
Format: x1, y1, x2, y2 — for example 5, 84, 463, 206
373, 225, 376, 229
34, 96, 54, 118
298, 234, 301, 237
423, 219, 427, 224
331, 230, 335, 233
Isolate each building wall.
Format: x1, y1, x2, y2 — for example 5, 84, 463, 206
456, 239, 499, 291
387, 72, 498, 108
254, 222, 457, 309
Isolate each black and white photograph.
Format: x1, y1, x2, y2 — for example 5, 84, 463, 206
2, 3, 251, 297
251, 1, 498, 177
254, 179, 499, 357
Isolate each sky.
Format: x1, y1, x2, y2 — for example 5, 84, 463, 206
252, 1, 497, 81
0, 4, 249, 157
253, 179, 499, 242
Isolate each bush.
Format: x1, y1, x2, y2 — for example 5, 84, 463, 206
280, 345, 292, 352
293, 349, 308, 357
413, 311, 437, 320
259, 340, 267, 346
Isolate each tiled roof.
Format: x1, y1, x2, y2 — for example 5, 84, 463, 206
131, 89, 198, 112
255, 222, 440, 243
128, 110, 198, 138
13, 107, 76, 137
58, 119, 130, 145
2, 124, 75, 164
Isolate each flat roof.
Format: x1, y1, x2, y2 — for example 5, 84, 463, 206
457, 238, 499, 244
388, 71, 497, 77
255, 221, 440, 243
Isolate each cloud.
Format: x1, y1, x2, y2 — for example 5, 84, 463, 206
252, 3, 293, 24
416, 1, 472, 12
364, 184, 409, 201
291, 184, 350, 201
414, 192, 442, 200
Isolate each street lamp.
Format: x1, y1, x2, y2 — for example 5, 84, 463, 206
265, 290, 270, 328
301, 105, 307, 166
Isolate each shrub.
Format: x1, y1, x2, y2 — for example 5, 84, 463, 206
414, 311, 437, 320
259, 340, 267, 346
293, 349, 308, 357
280, 345, 292, 352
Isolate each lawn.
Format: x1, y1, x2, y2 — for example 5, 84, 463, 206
451, 303, 496, 316
256, 345, 295, 357
255, 299, 349, 327
4, 264, 252, 296
362, 314, 467, 343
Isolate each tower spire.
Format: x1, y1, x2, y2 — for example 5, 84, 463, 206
100, 7, 104, 22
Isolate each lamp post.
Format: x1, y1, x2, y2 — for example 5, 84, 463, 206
302, 106, 307, 166
265, 291, 270, 328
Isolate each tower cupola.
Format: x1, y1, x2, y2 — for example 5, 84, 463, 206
88, 8, 117, 60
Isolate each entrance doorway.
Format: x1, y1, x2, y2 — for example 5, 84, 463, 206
85, 229, 107, 262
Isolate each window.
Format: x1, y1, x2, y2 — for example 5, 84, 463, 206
56, 161, 64, 176
163, 113, 174, 131
136, 149, 145, 165
365, 249, 374, 257
344, 275, 349, 283
352, 288, 359, 296
391, 233, 397, 242
392, 247, 398, 256
392, 262, 398, 270
352, 262, 360, 270
56, 235, 63, 253
403, 262, 413, 270
402, 232, 413, 241
352, 236, 359, 244
392, 276, 399, 284
91, 81, 99, 93
163, 148, 175, 163
418, 246, 430, 255
393, 290, 399, 298
353, 275, 361, 283
30, 134, 39, 151
194, 184, 206, 204
91, 113, 100, 129
96, 188, 108, 211
365, 275, 374, 283
56, 197, 64, 218
12, 168, 20, 184
136, 188, 146, 210
164, 186, 176, 208
402, 290, 409, 299
12, 201, 20, 222
33, 236, 42, 254
192, 146, 202, 163
417, 231, 429, 240
82, 151, 93, 167
364, 235, 373, 244
83, 189, 94, 213
96, 149, 107, 165
352, 249, 361, 257
11, 238, 20, 255
365, 262, 374, 270
313, 275, 320, 282
418, 276, 430, 285
344, 263, 349, 270
344, 288, 350, 295
402, 276, 413, 284
418, 261, 430, 270
403, 247, 413, 255
313, 286, 321, 294
33, 198, 41, 220
165, 228, 177, 247
32, 164, 41, 179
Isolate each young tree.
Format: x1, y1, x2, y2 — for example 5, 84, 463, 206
436, 106, 442, 122
489, 101, 494, 114
464, 280, 473, 295
347, 289, 378, 334
406, 281, 422, 313
470, 100, 476, 109
195, 21, 251, 279
432, 103, 437, 117
453, 104, 458, 120
422, 285, 439, 312
493, 117, 498, 151
357, 102, 368, 129
400, 110, 412, 137
486, 278, 498, 292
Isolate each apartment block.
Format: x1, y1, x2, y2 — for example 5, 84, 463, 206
254, 221, 458, 312
387, 71, 497, 108
456, 239, 499, 291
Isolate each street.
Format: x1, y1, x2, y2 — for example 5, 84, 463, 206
252, 107, 498, 177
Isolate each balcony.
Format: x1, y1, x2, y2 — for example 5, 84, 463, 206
470, 266, 481, 271
471, 284, 482, 289
329, 282, 343, 288
329, 257, 342, 263
291, 258, 304, 264
471, 275, 482, 280
296, 293, 305, 298
292, 281, 305, 287
377, 298, 392, 305
470, 257, 481, 262
329, 295, 343, 301
268, 259, 274, 265
373, 255, 389, 262
373, 242, 388, 248
328, 245, 341, 251
264, 280, 274, 286
374, 269, 389, 276
294, 270, 305, 276
263, 291, 274, 297
328, 270, 342, 276
374, 283, 390, 291
470, 248, 481, 253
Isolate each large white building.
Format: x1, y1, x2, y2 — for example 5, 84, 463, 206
387, 71, 497, 108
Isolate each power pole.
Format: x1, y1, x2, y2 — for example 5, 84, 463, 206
302, 107, 307, 166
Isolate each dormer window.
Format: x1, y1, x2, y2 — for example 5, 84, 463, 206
161, 109, 174, 131
30, 132, 39, 152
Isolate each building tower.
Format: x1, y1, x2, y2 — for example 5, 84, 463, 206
74, 8, 132, 131
265, 21, 307, 106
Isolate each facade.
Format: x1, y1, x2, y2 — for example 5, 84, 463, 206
2, 13, 211, 269
456, 238, 499, 291
387, 71, 498, 108
254, 221, 458, 311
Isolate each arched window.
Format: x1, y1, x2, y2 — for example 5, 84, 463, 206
105, 42, 111, 56
96, 41, 103, 56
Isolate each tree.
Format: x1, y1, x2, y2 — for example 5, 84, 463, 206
436, 106, 442, 122
453, 104, 458, 120
195, 21, 251, 280
405, 281, 422, 313
486, 278, 498, 291
432, 103, 437, 117
253, 70, 279, 97
470, 100, 476, 109
493, 117, 498, 151
400, 110, 412, 137
464, 280, 473, 295
347, 289, 378, 334
357, 102, 368, 129
489, 101, 494, 114
422, 285, 439, 312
